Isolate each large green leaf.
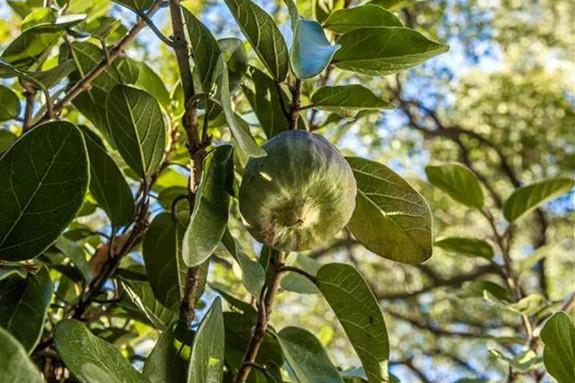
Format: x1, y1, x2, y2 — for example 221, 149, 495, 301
182, 145, 234, 267
0, 267, 51, 352
347, 157, 432, 264
143, 213, 184, 308
425, 163, 484, 209
243, 66, 290, 139
106, 84, 166, 177
0, 326, 43, 383
291, 18, 339, 79
223, 0, 289, 81
1, 26, 62, 70
333, 27, 448, 76
81, 127, 135, 227
222, 230, 265, 298
503, 178, 575, 222
434, 237, 494, 260
183, 7, 221, 93
323, 4, 403, 33
315, 263, 389, 383
187, 298, 225, 383
277, 326, 344, 383
143, 325, 188, 383
311, 85, 394, 116
540, 312, 575, 383
119, 277, 177, 330
54, 319, 149, 383
0, 121, 89, 261
0, 85, 21, 122
217, 58, 267, 157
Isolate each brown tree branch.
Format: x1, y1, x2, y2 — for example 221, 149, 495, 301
375, 264, 503, 300
36, 0, 164, 123
233, 250, 287, 383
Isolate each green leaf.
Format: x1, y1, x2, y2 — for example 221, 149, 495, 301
182, 6, 222, 93
143, 213, 184, 308
1, 26, 62, 70
369, 0, 408, 10
540, 312, 575, 383
243, 66, 290, 139
347, 157, 432, 264
281, 253, 321, 294
106, 84, 166, 177
0, 326, 43, 383
503, 178, 575, 222
277, 326, 344, 383
222, 230, 265, 298
316, 263, 389, 383
459, 280, 511, 301
0, 267, 51, 352
0, 130, 17, 153
484, 292, 549, 317
0, 121, 89, 261
223, 0, 289, 81
210, 283, 257, 317
28, 59, 77, 89
217, 58, 267, 158
314, 0, 345, 23
55, 236, 94, 283
0, 85, 21, 122
311, 85, 394, 116
333, 27, 448, 76
119, 277, 177, 330
55, 319, 149, 383
218, 38, 248, 92
136, 62, 171, 109
143, 325, 188, 383
187, 298, 225, 383
434, 237, 494, 260
113, 0, 153, 11
80, 127, 135, 227
182, 145, 234, 267
323, 5, 403, 33
425, 163, 484, 209
291, 18, 339, 79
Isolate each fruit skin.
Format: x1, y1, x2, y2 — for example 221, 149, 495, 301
239, 130, 357, 252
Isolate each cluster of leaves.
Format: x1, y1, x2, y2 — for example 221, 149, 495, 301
0, 0, 573, 383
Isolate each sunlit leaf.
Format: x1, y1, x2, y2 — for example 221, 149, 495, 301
347, 157, 432, 264
540, 312, 575, 383
223, 0, 289, 81
316, 263, 389, 383
503, 178, 575, 222
333, 27, 448, 76
323, 5, 403, 33
425, 163, 484, 209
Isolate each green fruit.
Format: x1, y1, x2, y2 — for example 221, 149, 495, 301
239, 130, 356, 251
